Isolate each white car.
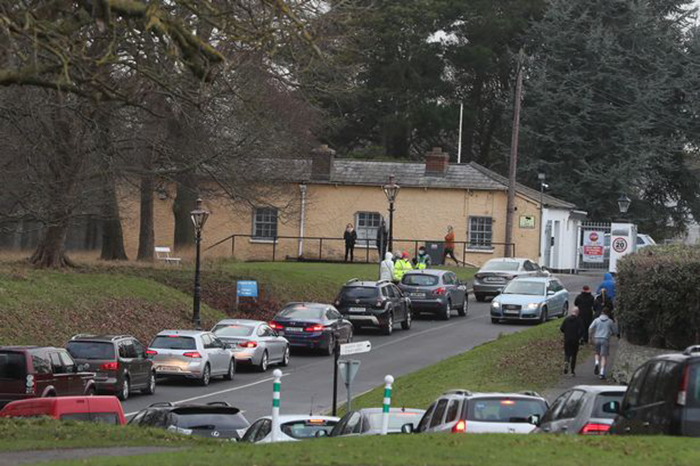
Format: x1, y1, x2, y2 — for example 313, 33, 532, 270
412, 389, 548, 434
240, 415, 339, 443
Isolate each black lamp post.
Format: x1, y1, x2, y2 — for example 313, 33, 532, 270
537, 172, 546, 260
617, 193, 631, 217
382, 175, 400, 253
190, 198, 209, 330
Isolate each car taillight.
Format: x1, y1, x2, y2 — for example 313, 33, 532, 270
452, 420, 466, 433
305, 325, 324, 332
100, 362, 119, 371
434, 287, 447, 295
269, 321, 283, 330
183, 352, 202, 358
238, 341, 258, 348
580, 423, 610, 435
677, 365, 690, 406
145, 349, 158, 356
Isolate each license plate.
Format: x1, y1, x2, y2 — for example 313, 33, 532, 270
157, 366, 178, 372
410, 293, 426, 298
348, 307, 366, 313
285, 327, 303, 332
485, 277, 504, 283
504, 310, 519, 315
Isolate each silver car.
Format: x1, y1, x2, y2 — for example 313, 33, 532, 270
241, 415, 339, 443
330, 408, 425, 436
212, 319, 290, 372
473, 258, 548, 302
490, 277, 569, 324
147, 330, 235, 386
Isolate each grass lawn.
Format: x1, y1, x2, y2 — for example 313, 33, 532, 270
32, 432, 700, 466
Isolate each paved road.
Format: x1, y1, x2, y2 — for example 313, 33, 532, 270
122, 273, 602, 422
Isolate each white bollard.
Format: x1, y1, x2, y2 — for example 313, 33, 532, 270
271, 369, 282, 442
380, 375, 394, 435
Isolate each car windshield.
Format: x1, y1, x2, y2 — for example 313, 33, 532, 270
592, 392, 625, 419
365, 412, 423, 430
503, 281, 545, 296
341, 287, 379, 300
402, 275, 439, 286
0, 352, 26, 380
212, 325, 254, 337
467, 398, 546, 423
172, 410, 250, 430
66, 341, 116, 360
150, 336, 197, 350
277, 306, 324, 320
481, 261, 520, 272
281, 419, 337, 439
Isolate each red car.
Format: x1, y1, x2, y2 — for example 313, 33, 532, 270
0, 396, 126, 425
0, 346, 96, 408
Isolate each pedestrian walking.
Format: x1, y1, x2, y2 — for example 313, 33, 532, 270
593, 288, 614, 320
589, 308, 619, 380
574, 285, 595, 343
596, 272, 616, 302
376, 219, 388, 261
442, 226, 459, 266
343, 223, 357, 262
560, 307, 584, 376
412, 246, 432, 270
379, 252, 395, 281
393, 252, 413, 283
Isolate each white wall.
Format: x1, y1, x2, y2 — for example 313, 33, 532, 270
539, 207, 582, 272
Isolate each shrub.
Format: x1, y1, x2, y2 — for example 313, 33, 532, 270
616, 245, 700, 349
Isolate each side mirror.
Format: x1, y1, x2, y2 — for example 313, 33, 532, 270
527, 414, 541, 427
400, 423, 414, 434
547, 290, 555, 296
314, 430, 328, 438
602, 401, 621, 415
76, 364, 89, 372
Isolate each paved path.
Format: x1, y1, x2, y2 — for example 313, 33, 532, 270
0, 447, 178, 466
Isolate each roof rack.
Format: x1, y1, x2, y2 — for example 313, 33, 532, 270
376, 279, 392, 284
148, 401, 174, 408
110, 335, 132, 341
442, 389, 473, 397
206, 401, 231, 407
345, 278, 360, 285
70, 334, 97, 340
683, 345, 700, 356
520, 391, 543, 398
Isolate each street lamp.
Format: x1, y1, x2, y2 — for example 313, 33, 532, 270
382, 175, 400, 253
190, 198, 209, 330
617, 193, 632, 216
537, 172, 546, 261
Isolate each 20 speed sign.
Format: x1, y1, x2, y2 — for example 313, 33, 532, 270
612, 237, 628, 253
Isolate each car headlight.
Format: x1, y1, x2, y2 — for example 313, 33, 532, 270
527, 303, 540, 310
491, 301, 501, 308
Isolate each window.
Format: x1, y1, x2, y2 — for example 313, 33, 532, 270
523, 261, 535, 272
58, 352, 75, 372
429, 399, 449, 428
0, 352, 26, 380
355, 212, 382, 247
624, 365, 649, 409
540, 392, 571, 424
558, 390, 585, 419
132, 340, 145, 358
639, 361, 664, 406
446, 399, 461, 423
66, 342, 115, 360
150, 336, 196, 350
49, 353, 64, 374
119, 342, 137, 359
417, 403, 436, 432
468, 216, 493, 249
201, 334, 214, 349
252, 207, 278, 240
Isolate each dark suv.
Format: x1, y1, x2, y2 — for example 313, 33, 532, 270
0, 346, 96, 408
609, 345, 700, 437
398, 270, 468, 320
129, 401, 250, 440
335, 279, 412, 335
66, 335, 155, 401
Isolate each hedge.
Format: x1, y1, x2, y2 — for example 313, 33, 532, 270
616, 245, 700, 350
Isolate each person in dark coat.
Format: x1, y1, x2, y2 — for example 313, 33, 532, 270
560, 307, 584, 376
574, 285, 595, 344
344, 223, 358, 262
376, 219, 388, 260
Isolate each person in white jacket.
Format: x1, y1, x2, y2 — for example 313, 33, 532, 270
379, 252, 394, 281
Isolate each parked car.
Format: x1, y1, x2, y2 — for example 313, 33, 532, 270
0, 346, 96, 408
129, 401, 249, 440
609, 345, 700, 437
147, 330, 235, 386
66, 334, 155, 401
270, 303, 353, 355
0, 396, 126, 425
212, 320, 290, 372
398, 270, 468, 320
490, 277, 569, 324
241, 415, 339, 443
473, 258, 548, 302
411, 389, 548, 434
330, 408, 425, 437
335, 279, 412, 335
534, 385, 627, 435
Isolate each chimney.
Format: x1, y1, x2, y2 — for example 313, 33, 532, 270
425, 147, 450, 176
310, 144, 336, 181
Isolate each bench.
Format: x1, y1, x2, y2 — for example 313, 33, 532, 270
155, 247, 181, 265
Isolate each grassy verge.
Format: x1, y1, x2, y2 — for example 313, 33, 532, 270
34, 433, 700, 466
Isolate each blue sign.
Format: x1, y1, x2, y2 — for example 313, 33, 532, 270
237, 280, 258, 298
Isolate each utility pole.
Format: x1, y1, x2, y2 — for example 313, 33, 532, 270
504, 49, 525, 258
457, 103, 464, 164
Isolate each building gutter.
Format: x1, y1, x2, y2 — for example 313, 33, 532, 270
298, 184, 307, 257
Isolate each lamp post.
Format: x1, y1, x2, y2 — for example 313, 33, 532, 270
537, 172, 546, 261
190, 198, 210, 330
617, 193, 631, 218
382, 175, 400, 253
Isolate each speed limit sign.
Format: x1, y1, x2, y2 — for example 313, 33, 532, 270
612, 237, 628, 253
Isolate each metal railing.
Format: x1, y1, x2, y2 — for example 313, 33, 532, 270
205, 233, 515, 264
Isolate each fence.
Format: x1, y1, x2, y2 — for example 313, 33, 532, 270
205, 233, 515, 265
576, 222, 611, 271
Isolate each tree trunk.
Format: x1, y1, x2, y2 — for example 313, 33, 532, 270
173, 172, 197, 250
30, 219, 74, 268
100, 178, 128, 260
137, 172, 155, 261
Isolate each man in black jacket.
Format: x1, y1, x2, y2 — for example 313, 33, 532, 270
344, 223, 358, 262
560, 307, 584, 376
574, 285, 595, 344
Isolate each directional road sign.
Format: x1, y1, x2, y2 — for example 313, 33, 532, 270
236, 280, 258, 298
338, 359, 361, 385
340, 340, 371, 356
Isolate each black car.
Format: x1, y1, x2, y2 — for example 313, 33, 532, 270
609, 345, 700, 437
398, 270, 468, 320
335, 280, 412, 335
270, 303, 353, 355
66, 334, 155, 401
128, 401, 250, 440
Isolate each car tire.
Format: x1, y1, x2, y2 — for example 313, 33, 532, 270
540, 307, 548, 324
257, 351, 269, 373
199, 364, 211, 386
117, 376, 130, 401
441, 300, 451, 321
281, 346, 290, 367
561, 302, 569, 318
401, 309, 412, 330
224, 359, 236, 380
325, 334, 336, 356
347, 328, 354, 343
382, 312, 394, 336
142, 371, 156, 395
491, 318, 500, 324
475, 293, 486, 302
458, 296, 468, 317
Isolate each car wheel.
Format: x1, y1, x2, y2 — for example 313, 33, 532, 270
441, 300, 452, 321
199, 364, 211, 386
224, 359, 236, 380
382, 312, 394, 336
540, 307, 548, 324
401, 309, 412, 330
561, 302, 569, 318
491, 318, 500, 324
142, 371, 156, 395
475, 293, 486, 302
325, 334, 336, 356
458, 296, 468, 317
281, 346, 290, 367
258, 351, 269, 372
118, 376, 130, 401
